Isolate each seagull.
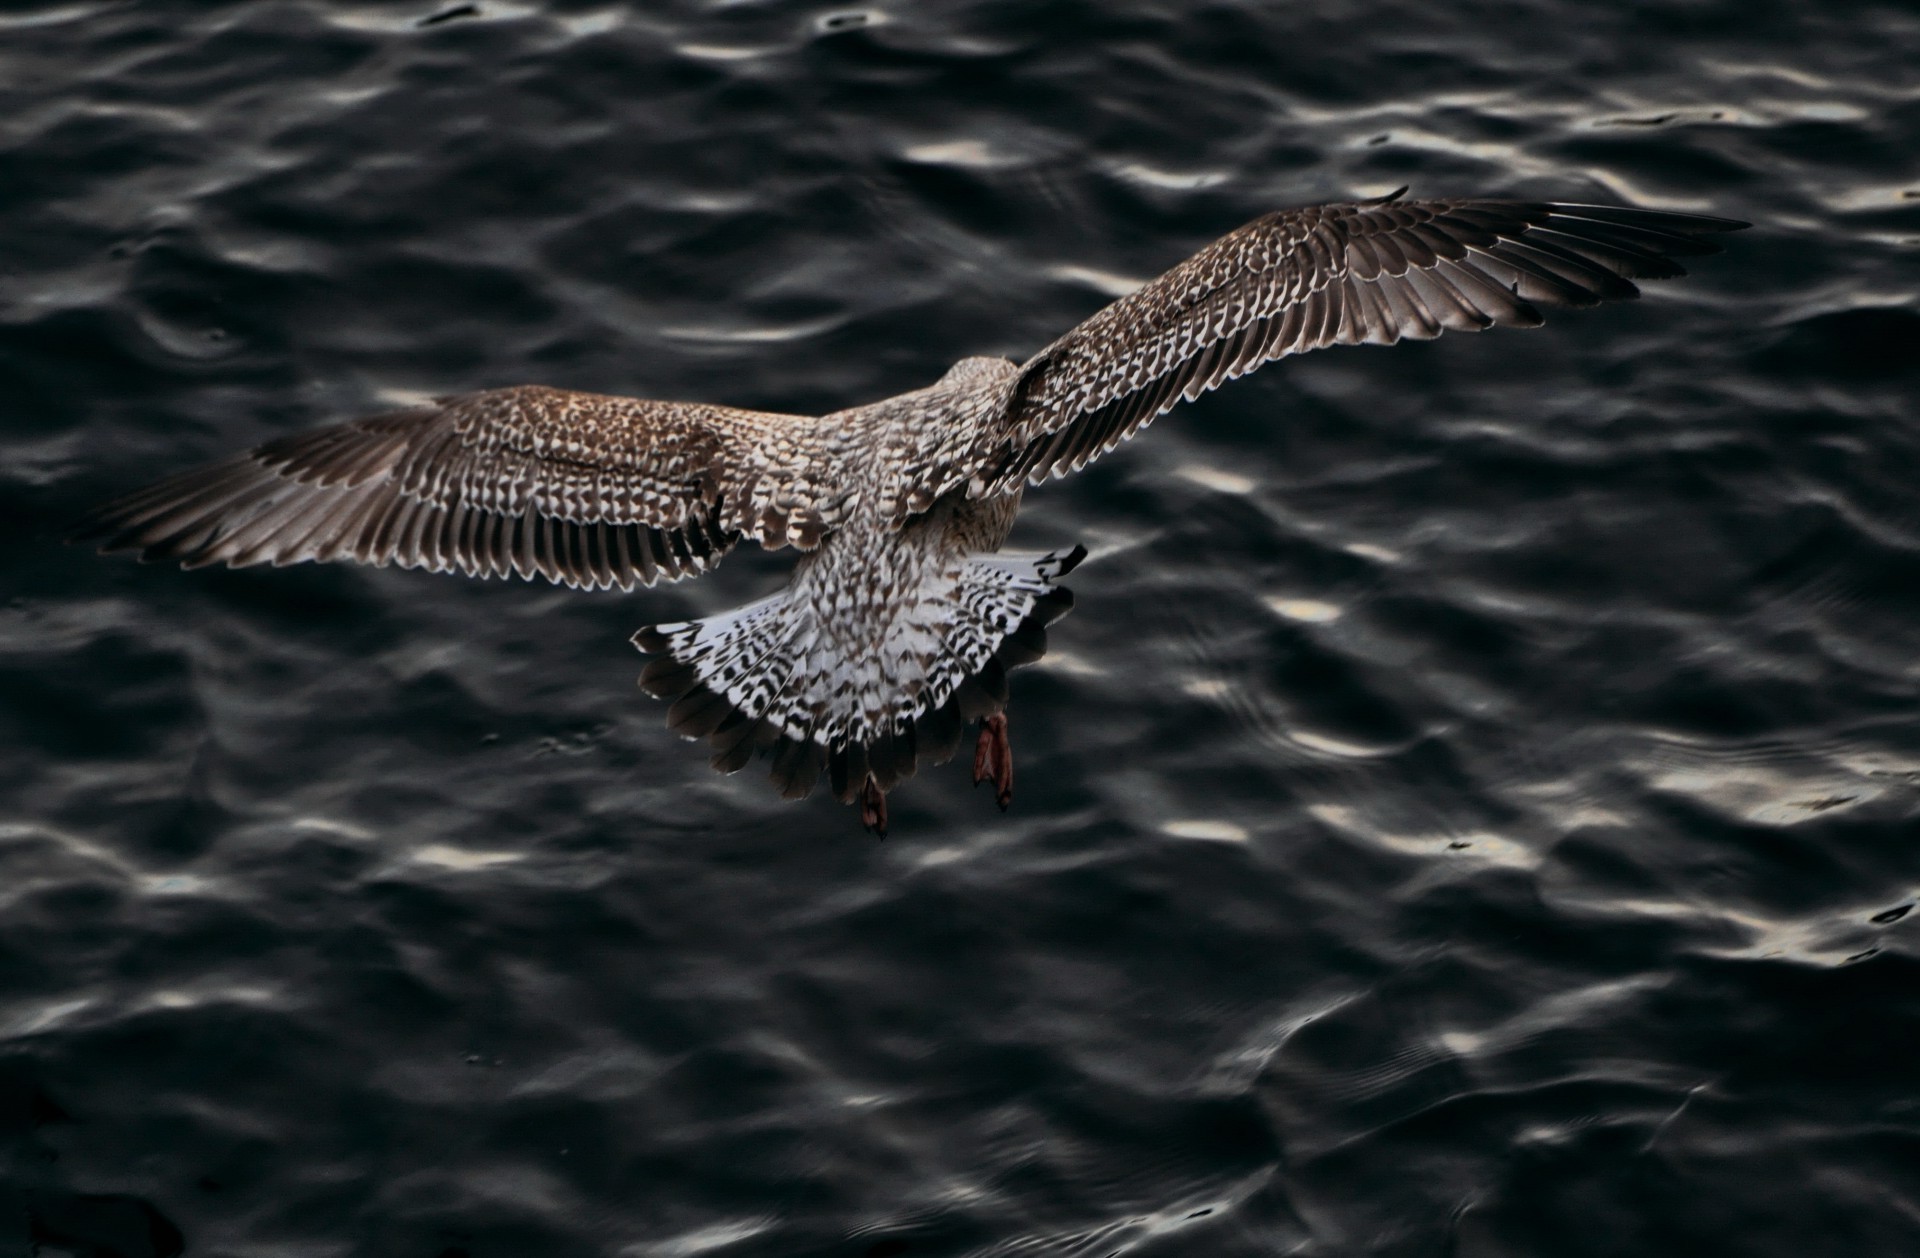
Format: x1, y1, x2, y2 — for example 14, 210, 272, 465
77, 190, 1746, 835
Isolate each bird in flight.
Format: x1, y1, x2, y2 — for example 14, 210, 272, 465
78, 190, 1745, 835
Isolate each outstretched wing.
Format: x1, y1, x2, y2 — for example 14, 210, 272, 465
76, 385, 841, 591
969, 194, 1748, 494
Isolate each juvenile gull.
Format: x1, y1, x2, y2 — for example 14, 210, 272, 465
78, 190, 1746, 835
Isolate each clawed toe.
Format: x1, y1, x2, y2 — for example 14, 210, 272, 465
972, 713, 1014, 810
859, 776, 889, 838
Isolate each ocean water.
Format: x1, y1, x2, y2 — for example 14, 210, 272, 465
5, 1, 1920, 1254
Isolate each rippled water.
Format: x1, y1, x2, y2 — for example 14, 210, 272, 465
7, 2, 1920, 1254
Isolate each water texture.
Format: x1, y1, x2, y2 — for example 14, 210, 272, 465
5, 1, 1919, 1254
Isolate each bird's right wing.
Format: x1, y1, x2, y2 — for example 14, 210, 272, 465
967, 194, 1748, 495
76, 385, 844, 590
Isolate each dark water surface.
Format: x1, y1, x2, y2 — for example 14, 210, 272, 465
7, 1, 1920, 1254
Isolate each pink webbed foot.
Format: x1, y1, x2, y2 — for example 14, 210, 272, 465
972, 713, 1014, 811
858, 776, 889, 839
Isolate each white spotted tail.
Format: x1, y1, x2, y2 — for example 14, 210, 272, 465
633, 544, 1085, 803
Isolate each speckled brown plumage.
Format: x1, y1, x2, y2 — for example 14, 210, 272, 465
78, 387, 838, 588
77, 192, 1746, 829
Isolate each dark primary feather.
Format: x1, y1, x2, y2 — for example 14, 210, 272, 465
74, 385, 831, 590
972, 195, 1749, 493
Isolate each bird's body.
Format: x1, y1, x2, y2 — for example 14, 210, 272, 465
78, 192, 1746, 832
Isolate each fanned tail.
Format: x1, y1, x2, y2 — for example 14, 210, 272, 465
633, 545, 1086, 806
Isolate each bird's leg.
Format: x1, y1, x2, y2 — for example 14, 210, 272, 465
858, 775, 889, 839
972, 713, 1014, 811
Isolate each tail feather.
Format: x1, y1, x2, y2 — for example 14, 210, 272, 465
632, 544, 1086, 802
769, 736, 823, 799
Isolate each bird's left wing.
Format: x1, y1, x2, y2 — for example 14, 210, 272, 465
76, 385, 840, 590
967, 193, 1747, 495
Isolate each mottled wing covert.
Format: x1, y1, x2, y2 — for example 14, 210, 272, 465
76, 385, 840, 590
970, 194, 1748, 493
